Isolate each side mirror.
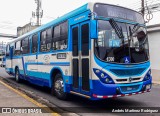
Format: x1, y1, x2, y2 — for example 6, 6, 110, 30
90, 20, 98, 39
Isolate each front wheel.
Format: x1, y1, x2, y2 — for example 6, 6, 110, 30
15, 68, 21, 83
53, 74, 68, 100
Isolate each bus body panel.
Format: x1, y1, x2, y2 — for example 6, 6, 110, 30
5, 2, 152, 100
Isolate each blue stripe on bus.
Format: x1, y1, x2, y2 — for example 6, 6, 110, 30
50, 62, 70, 66
25, 62, 70, 66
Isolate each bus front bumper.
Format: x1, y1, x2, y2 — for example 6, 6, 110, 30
91, 79, 152, 99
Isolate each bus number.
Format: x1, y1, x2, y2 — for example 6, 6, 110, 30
106, 57, 114, 62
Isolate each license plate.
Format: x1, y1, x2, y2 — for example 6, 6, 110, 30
127, 87, 133, 91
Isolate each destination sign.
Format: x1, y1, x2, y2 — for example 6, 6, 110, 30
94, 3, 144, 24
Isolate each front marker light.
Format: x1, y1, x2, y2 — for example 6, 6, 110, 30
145, 75, 150, 80
148, 70, 151, 75
96, 70, 100, 73
101, 73, 105, 78
143, 69, 151, 81
105, 78, 109, 83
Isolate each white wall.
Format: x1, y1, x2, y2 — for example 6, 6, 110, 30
148, 31, 160, 70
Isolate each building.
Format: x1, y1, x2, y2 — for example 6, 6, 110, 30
147, 24, 160, 80
17, 23, 39, 37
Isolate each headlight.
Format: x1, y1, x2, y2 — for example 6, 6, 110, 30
101, 73, 105, 78
93, 68, 114, 84
143, 69, 151, 81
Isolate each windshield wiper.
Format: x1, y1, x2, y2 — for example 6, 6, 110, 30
109, 18, 124, 39
129, 23, 140, 46
132, 23, 140, 34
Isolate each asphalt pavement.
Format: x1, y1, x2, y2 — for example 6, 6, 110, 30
0, 67, 160, 116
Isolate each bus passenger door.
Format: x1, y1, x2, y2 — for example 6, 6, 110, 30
71, 21, 90, 94
27, 34, 39, 79
6, 45, 13, 72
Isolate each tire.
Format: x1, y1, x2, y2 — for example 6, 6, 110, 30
15, 68, 21, 83
53, 73, 68, 100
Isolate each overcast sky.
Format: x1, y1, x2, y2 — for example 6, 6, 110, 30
0, 0, 159, 42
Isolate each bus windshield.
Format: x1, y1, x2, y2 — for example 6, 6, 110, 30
94, 20, 149, 64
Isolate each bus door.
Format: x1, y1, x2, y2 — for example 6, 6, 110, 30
71, 21, 90, 94
5, 45, 13, 69
27, 34, 39, 78
8, 46, 13, 71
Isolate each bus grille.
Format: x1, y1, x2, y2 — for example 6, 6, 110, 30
120, 85, 141, 93
110, 68, 145, 76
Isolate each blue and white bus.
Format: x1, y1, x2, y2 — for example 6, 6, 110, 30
5, 2, 152, 100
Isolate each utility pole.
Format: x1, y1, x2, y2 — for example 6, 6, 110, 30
36, 0, 40, 26
32, 0, 43, 26
141, 0, 145, 17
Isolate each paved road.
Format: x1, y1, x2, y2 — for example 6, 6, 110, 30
0, 67, 160, 116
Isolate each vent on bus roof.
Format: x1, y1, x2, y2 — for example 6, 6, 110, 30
110, 68, 146, 77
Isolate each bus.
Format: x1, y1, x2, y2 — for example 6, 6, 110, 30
5, 2, 152, 100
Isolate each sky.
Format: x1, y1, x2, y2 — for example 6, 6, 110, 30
0, 0, 159, 42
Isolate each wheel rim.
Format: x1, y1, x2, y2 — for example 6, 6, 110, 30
54, 78, 64, 95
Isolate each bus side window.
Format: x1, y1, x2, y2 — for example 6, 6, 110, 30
21, 37, 29, 54
40, 27, 52, 52
53, 25, 60, 50
32, 34, 38, 53
6, 45, 10, 57
14, 41, 21, 56
53, 21, 68, 50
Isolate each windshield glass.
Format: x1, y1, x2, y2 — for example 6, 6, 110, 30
94, 20, 149, 64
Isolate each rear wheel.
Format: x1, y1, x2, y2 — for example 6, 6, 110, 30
53, 73, 68, 100
15, 68, 21, 83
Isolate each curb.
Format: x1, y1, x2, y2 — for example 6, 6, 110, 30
0, 79, 59, 116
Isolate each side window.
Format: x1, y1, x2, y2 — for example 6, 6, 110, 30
40, 28, 52, 52
53, 21, 68, 50
6, 45, 10, 57
14, 41, 21, 55
10, 43, 15, 56
53, 25, 60, 50
32, 34, 38, 53
21, 37, 29, 54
